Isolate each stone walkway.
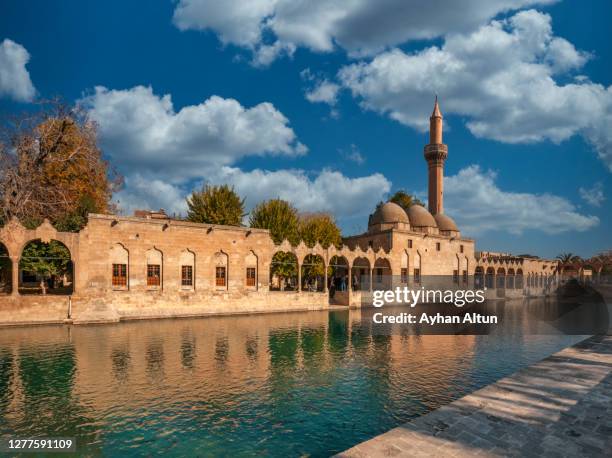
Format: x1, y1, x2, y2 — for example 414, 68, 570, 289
337, 335, 612, 457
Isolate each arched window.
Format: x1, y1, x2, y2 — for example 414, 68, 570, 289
400, 251, 409, 284
214, 251, 228, 289
111, 243, 129, 290
245, 251, 258, 289
146, 248, 163, 289
180, 250, 195, 289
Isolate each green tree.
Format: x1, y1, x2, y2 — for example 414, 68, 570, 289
301, 254, 326, 290
298, 213, 342, 249
186, 184, 245, 226
19, 240, 71, 294
270, 252, 298, 291
388, 190, 424, 212
556, 253, 582, 264
249, 199, 299, 245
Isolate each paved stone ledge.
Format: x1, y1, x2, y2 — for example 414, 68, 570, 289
337, 335, 612, 457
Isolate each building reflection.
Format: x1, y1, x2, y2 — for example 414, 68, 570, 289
0, 309, 485, 452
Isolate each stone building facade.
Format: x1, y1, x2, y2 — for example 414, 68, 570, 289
0, 99, 559, 325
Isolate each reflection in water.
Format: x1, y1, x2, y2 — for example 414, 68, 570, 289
112, 346, 131, 382
0, 299, 588, 457
146, 338, 165, 382
181, 330, 196, 370
245, 335, 258, 361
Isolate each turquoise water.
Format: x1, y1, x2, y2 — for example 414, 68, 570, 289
0, 301, 586, 457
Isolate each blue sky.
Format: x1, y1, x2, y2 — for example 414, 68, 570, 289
0, 0, 610, 259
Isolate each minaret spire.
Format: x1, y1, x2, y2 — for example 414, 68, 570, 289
429, 95, 443, 144
424, 96, 448, 215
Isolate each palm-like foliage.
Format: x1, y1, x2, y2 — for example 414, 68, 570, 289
556, 252, 582, 264
186, 184, 245, 226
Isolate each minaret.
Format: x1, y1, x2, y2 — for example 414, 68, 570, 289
424, 96, 448, 215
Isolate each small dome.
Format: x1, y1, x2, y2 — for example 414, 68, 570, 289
407, 205, 437, 228
370, 202, 409, 225
434, 213, 459, 232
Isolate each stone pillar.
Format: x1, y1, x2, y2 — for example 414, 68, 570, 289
297, 262, 302, 292
369, 268, 373, 292
10, 256, 19, 296
323, 263, 328, 293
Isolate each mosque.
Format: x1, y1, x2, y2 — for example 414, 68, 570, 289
0, 99, 559, 325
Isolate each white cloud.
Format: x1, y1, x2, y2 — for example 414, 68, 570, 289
113, 174, 190, 216
209, 166, 390, 219
80, 85, 307, 181
0, 39, 36, 102
444, 165, 599, 236
113, 167, 390, 222
339, 10, 612, 170
82, 85, 390, 220
579, 182, 605, 207
172, 0, 555, 64
305, 80, 340, 105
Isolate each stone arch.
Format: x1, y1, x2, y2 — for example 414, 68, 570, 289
180, 249, 195, 289
351, 256, 370, 291
214, 251, 229, 290
507, 268, 515, 289
485, 267, 495, 289
475, 266, 485, 290
0, 242, 11, 294
146, 247, 163, 289
373, 257, 392, 290
19, 239, 73, 295
270, 251, 298, 291
245, 251, 258, 289
110, 243, 129, 289
301, 253, 326, 292
516, 268, 524, 289
329, 255, 349, 291
496, 267, 506, 289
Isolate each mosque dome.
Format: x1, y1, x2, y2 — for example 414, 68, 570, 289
370, 202, 409, 226
434, 213, 459, 232
407, 205, 437, 228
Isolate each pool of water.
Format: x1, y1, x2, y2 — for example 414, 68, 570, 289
0, 300, 588, 457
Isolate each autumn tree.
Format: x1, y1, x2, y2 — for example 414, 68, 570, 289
0, 100, 120, 230
186, 184, 245, 226
249, 199, 299, 245
298, 213, 342, 249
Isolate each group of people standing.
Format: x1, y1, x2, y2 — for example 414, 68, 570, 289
329, 274, 359, 297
